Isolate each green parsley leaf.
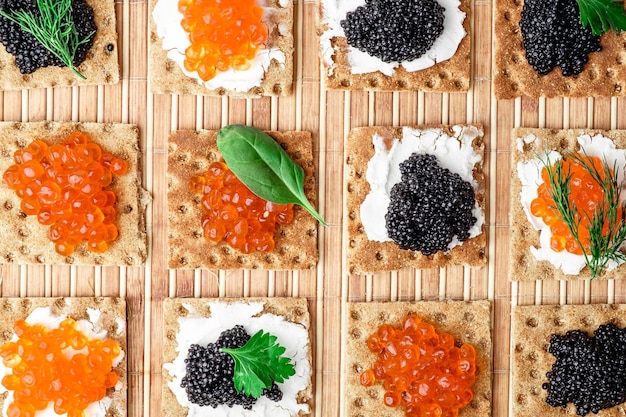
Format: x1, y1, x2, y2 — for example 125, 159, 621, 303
220, 329, 296, 398
575, 0, 626, 36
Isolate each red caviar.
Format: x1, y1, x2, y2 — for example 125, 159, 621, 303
361, 315, 476, 417
178, 0, 268, 81
190, 161, 294, 253
0, 318, 120, 417
2, 132, 126, 256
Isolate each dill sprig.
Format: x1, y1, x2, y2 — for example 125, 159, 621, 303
539, 151, 626, 279
0, 0, 95, 79
575, 0, 626, 36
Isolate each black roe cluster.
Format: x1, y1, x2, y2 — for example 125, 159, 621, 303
543, 324, 626, 416
385, 153, 476, 255
0, 0, 96, 74
340, 0, 445, 63
181, 325, 283, 409
519, 0, 601, 76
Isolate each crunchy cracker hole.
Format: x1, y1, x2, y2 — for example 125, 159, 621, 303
3, 201, 13, 210
515, 343, 523, 352
517, 394, 527, 404
527, 351, 538, 362
396, 79, 407, 88
367, 389, 378, 399
350, 328, 361, 339
347, 183, 354, 193
36, 255, 45, 263
104, 74, 113, 84
351, 310, 361, 320
616, 83, 623, 93
504, 11, 511, 20
353, 398, 363, 408
434, 313, 447, 323
526, 317, 538, 327
438, 71, 450, 80
529, 369, 539, 379
165, 61, 175, 72
368, 77, 379, 87
426, 78, 436, 88
463, 312, 475, 322
273, 84, 282, 95
340, 79, 351, 87
375, 252, 383, 261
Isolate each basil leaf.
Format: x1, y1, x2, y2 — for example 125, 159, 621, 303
217, 125, 327, 226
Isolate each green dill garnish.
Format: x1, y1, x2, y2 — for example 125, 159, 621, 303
0, 0, 95, 79
575, 0, 626, 36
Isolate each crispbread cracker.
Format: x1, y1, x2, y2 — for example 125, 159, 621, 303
0, 0, 119, 91
493, 0, 626, 99
345, 125, 486, 274
149, 0, 293, 97
0, 297, 127, 416
345, 300, 492, 417
0, 121, 148, 266
513, 304, 626, 417
162, 297, 313, 417
317, 0, 471, 92
167, 129, 318, 270
510, 127, 626, 280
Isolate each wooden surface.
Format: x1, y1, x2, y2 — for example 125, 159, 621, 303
0, 1, 625, 417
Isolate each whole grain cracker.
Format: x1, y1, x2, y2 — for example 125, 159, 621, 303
149, 0, 293, 97
162, 297, 313, 417
510, 127, 626, 281
513, 304, 626, 417
317, 0, 471, 92
0, 297, 127, 416
167, 129, 318, 270
493, 0, 626, 99
345, 300, 492, 417
0, 121, 148, 266
345, 125, 486, 274
0, 0, 119, 91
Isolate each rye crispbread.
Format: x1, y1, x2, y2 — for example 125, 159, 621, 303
0, 121, 148, 266
345, 125, 486, 274
149, 0, 293, 97
167, 129, 318, 270
345, 300, 492, 417
0, 0, 119, 91
162, 297, 313, 417
510, 127, 626, 281
493, 0, 626, 99
0, 297, 127, 417
513, 304, 626, 417
317, 0, 471, 92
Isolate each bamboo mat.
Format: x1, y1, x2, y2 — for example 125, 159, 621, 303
0, 1, 625, 417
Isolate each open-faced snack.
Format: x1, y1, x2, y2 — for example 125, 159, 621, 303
162, 297, 312, 417
149, 0, 293, 97
167, 127, 319, 270
345, 125, 486, 274
511, 127, 626, 280
345, 300, 492, 417
493, 0, 626, 98
0, 0, 119, 90
0, 297, 126, 417
318, 0, 471, 91
0, 121, 148, 266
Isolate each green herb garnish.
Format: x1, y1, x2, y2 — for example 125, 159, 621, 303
0, 0, 95, 79
217, 125, 327, 226
575, 0, 626, 36
540, 151, 626, 279
220, 329, 296, 398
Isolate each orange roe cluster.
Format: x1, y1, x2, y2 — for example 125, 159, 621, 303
0, 318, 121, 417
530, 155, 618, 255
190, 161, 294, 253
2, 132, 128, 257
178, 0, 268, 81
361, 315, 476, 417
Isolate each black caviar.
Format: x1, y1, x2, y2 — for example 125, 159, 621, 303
519, 0, 601, 76
181, 325, 283, 409
543, 323, 626, 416
340, 0, 445, 63
0, 0, 96, 74
385, 153, 476, 255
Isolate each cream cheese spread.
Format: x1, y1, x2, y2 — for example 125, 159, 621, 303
319, 0, 466, 76
360, 125, 484, 249
164, 301, 311, 417
153, 0, 286, 92
517, 133, 626, 275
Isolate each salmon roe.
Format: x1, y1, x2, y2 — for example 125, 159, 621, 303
361, 315, 476, 417
2, 132, 127, 257
178, 0, 268, 81
190, 161, 294, 253
530, 155, 618, 255
0, 318, 121, 417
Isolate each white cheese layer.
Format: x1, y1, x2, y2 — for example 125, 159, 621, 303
360, 125, 484, 250
163, 301, 311, 417
319, 0, 466, 76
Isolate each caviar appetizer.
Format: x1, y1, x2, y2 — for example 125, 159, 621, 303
150, 0, 293, 96
346, 301, 492, 417
163, 298, 312, 417
345, 125, 485, 274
